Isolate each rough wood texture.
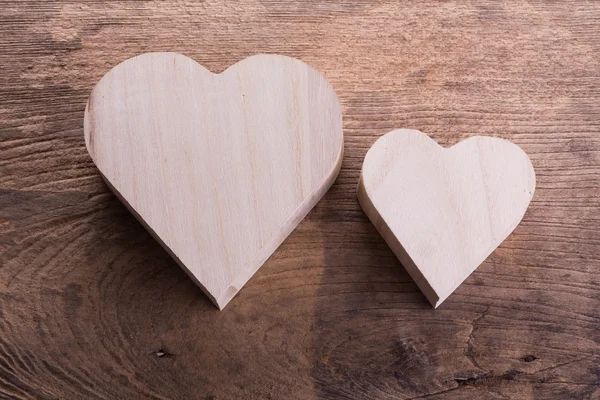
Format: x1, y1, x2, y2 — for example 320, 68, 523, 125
1, 1, 599, 399
84, 52, 343, 309
358, 129, 535, 308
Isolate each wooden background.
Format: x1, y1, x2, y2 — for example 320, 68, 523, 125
1, 1, 599, 399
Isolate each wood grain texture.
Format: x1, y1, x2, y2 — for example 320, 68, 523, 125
1, 1, 599, 399
358, 129, 535, 308
84, 52, 343, 309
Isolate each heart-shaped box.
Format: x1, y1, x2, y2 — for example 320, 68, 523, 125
85, 53, 343, 309
358, 129, 535, 307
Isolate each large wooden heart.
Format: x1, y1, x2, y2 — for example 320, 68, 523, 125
358, 129, 535, 307
84, 53, 343, 309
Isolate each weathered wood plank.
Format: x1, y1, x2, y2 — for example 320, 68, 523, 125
1, 1, 599, 399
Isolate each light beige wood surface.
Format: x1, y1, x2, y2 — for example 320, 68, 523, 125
358, 129, 536, 307
84, 52, 343, 309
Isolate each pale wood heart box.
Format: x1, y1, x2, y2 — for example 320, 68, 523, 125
358, 129, 535, 307
84, 53, 344, 309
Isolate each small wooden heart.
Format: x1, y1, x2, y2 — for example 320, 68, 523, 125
84, 53, 343, 309
358, 129, 535, 307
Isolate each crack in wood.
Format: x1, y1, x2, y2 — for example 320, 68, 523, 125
465, 306, 490, 371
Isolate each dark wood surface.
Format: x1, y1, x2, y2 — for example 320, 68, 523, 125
1, 1, 600, 399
